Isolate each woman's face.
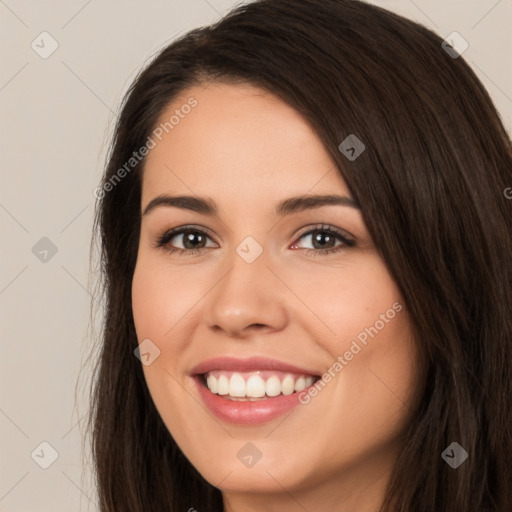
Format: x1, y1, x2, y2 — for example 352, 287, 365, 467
132, 82, 423, 509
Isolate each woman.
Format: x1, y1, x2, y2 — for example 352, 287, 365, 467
88, 0, 512, 510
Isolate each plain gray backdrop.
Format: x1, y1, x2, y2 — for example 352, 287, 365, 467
1, 0, 511, 510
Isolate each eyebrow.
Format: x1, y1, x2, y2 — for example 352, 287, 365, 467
142, 193, 360, 217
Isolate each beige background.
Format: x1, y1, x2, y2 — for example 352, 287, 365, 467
0, 0, 510, 510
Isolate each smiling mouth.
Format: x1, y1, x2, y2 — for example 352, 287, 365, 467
200, 370, 320, 401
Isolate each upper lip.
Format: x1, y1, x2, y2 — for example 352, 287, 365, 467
190, 356, 320, 376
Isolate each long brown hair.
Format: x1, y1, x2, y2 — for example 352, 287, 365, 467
87, 0, 512, 510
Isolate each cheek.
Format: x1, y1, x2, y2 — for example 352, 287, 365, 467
286, 252, 404, 346
131, 261, 200, 445
284, 255, 420, 441
131, 258, 205, 340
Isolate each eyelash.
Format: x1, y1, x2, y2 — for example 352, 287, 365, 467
154, 223, 356, 258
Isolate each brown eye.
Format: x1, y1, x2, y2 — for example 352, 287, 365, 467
290, 224, 355, 256
155, 226, 217, 255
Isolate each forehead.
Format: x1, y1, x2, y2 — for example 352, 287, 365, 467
141, 82, 350, 207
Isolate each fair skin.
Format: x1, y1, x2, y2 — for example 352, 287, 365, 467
131, 82, 423, 512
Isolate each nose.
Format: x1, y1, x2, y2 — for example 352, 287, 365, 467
202, 247, 289, 339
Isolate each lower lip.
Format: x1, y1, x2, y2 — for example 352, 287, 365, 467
194, 376, 309, 425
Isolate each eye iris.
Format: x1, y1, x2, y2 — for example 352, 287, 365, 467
312, 230, 336, 249
183, 231, 205, 249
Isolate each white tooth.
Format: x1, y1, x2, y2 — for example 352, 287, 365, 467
217, 375, 229, 395
294, 376, 306, 392
305, 376, 314, 387
229, 373, 246, 397
265, 376, 282, 397
207, 374, 218, 394
281, 374, 295, 396
246, 375, 266, 398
